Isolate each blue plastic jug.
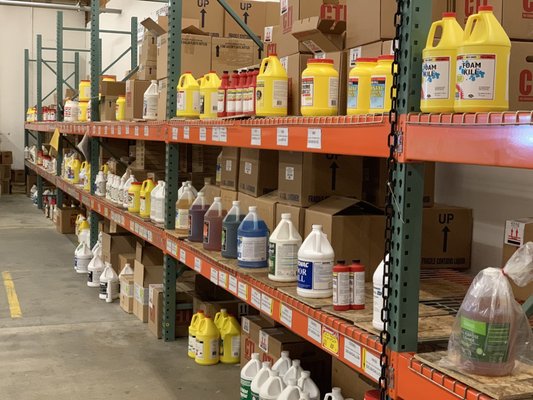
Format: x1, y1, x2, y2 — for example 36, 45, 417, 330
237, 206, 269, 268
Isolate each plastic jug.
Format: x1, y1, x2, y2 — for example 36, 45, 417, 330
175, 184, 195, 230
83, 164, 91, 192
119, 262, 134, 276
99, 262, 119, 303
219, 315, 241, 364
91, 233, 102, 257
251, 361, 272, 400
283, 359, 302, 384
238, 206, 269, 268
79, 79, 90, 101
222, 201, 245, 259
200, 71, 221, 119
368, 55, 396, 114
139, 178, 156, 218
143, 80, 159, 120
333, 261, 351, 311
150, 180, 166, 224
188, 310, 206, 358
87, 253, 105, 288
78, 101, 89, 122
218, 70, 230, 117
188, 192, 210, 242
256, 55, 288, 117
241, 70, 251, 115
350, 260, 365, 310
195, 317, 220, 366
95, 171, 106, 197
79, 161, 88, 186
297, 225, 335, 298
373, 255, 389, 330
70, 158, 81, 184
455, 5, 511, 112
116, 95, 126, 121
241, 353, 262, 400
279, 379, 302, 400
235, 70, 245, 115
324, 388, 344, 400
347, 58, 378, 115
176, 72, 200, 118
421, 12, 464, 112
269, 214, 302, 282
127, 181, 142, 213
74, 241, 92, 274
259, 370, 286, 400
298, 371, 319, 400
119, 170, 132, 207
214, 308, 229, 330
105, 173, 114, 200
64, 100, 79, 122
203, 197, 227, 251
301, 59, 339, 116
178, 181, 198, 197
199, 177, 219, 203
75, 214, 87, 237
227, 70, 239, 116
272, 351, 292, 376
78, 219, 90, 246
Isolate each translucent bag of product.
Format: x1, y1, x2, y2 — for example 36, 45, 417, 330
446, 242, 533, 376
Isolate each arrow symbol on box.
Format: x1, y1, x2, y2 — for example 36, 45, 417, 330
216, 45, 220, 57
243, 11, 249, 24
442, 226, 450, 253
200, 9, 207, 27
330, 161, 338, 191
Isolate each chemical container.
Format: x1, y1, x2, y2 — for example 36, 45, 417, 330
178, 181, 198, 198
99, 262, 119, 303
188, 192, 210, 242
279, 379, 302, 400
237, 206, 269, 268
259, 370, 286, 400
219, 314, 240, 364
199, 177, 218, 203
241, 353, 262, 400
119, 170, 134, 208
78, 101, 89, 122
301, 59, 339, 116
218, 70, 230, 117
268, 213, 302, 282
83, 164, 91, 192
256, 55, 288, 117
150, 180, 166, 224
188, 310, 206, 358
143, 80, 159, 120
87, 253, 105, 288
297, 225, 334, 298
235, 70, 245, 115
454, 5, 511, 112
203, 197, 227, 251
421, 12, 464, 112
368, 55, 395, 114
282, 359, 302, 384
214, 308, 229, 330
364, 390, 380, 400
373, 255, 389, 330
119, 263, 134, 276
333, 260, 351, 311
297, 371, 319, 400
74, 241, 92, 274
251, 361, 272, 400
175, 184, 195, 230
116, 95, 126, 121
176, 72, 200, 118
347, 58, 378, 115
350, 260, 365, 310
79, 80, 91, 101
324, 388, 344, 400
95, 171, 106, 197
272, 351, 291, 376
227, 70, 239, 116
195, 317, 220, 366
127, 181, 142, 213
139, 178, 156, 218
200, 71, 221, 119
222, 201, 245, 259
68, 157, 81, 184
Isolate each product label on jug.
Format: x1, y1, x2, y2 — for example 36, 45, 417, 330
231, 335, 240, 358
333, 272, 351, 306
221, 227, 227, 251
460, 316, 510, 363
196, 339, 205, 359
297, 260, 333, 290
273, 80, 288, 109
240, 378, 252, 400
228, 89, 237, 113
140, 198, 146, 214
238, 236, 267, 262
301, 77, 314, 107
347, 77, 359, 109
456, 54, 496, 100
99, 282, 108, 296
188, 335, 196, 354
203, 221, 210, 244
370, 76, 386, 110
422, 56, 450, 100
329, 77, 339, 108
269, 242, 298, 278
176, 209, 189, 229
218, 90, 226, 113
177, 90, 186, 111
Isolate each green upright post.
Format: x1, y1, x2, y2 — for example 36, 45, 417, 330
130, 17, 138, 71
36, 34, 43, 121
56, 11, 64, 121
74, 52, 80, 92
24, 49, 29, 148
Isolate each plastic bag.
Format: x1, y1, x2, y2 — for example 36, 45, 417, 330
446, 242, 533, 376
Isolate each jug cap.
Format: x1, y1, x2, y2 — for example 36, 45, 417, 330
479, 5, 493, 11
281, 213, 291, 220
281, 350, 290, 357
214, 197, 221, 202
197, 309, 204, 314
232, 201, 240, 206
309, 58, 334, 64
442, 11, 456, 17
311, 224, 322, 230
251, 353, 260, 359
249, 206, 257, 212
355, 57, 378, 63
378, 55, 394, 61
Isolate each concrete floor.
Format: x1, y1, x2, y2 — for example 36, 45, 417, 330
0, 195, 239, 400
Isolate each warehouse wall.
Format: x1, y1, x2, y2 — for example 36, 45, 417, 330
0, 6, 86, 170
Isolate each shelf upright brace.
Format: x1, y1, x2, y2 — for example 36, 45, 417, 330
35, 35, 44, 210
24, 48, 30, 149
162, 0, 183, 343
74, 52, 80, 93
130, 17, 138, 71
56, 11, 64, 120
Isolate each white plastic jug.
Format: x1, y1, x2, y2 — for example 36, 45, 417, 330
122, 174, 136, 209
143, 80, 159, 120
119, 262, 134, 277
250, 361, 272, 400
297, 225, 334, 298
300, 394, 310, 400
269, 214, 302, 282
105, 173, 115, 200
272, 351, 292, 376
178, 181, 198, 197
259, 370, 286, 400
74, 242, 92, 274
323, 387, 344, 400
150, 180, 166, 224
117, 170, 130, 205
95, 171, 106, 197
298, 371, 319, 400
111, 175, 121, 203
279, 379, 302, 400
373, 254, 389, 330
87, 253, 105, 288
283, 359, 303, 384
99, 262, 119, 302
241, 353, 262, 400
91, 239, 101, 257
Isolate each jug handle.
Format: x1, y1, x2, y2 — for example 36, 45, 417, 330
259, 56, 270, 74
324, 395, 332, 400
198, 318, 206, 331
464, 13, 481, 41
425, 20, 443, 49
178, 74, 187, 87
141, 180, 147, 192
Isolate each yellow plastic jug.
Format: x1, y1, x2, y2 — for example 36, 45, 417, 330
219, 315, 240, 364
176, 72, 200, 118
369, 55, 396, 114
455, 5, 511, 112
83, 163, 91, 192
214, 308, 229, 330
100, 164, 109, 175
78, 101, 89, 122
77, 218, 89, 237
421, 12, 464, 113
139, 178, 156, 218
200, 72, 222, 120
195, 317, 220, 366
188, 310, 206, 358
116, 96, 126, 121
347, 58, 378, 115
301, 58, 339, 116
79, 80, 91, 102
127, 182, 142, 213
70, 158, 81, 184
256, 55, 288, 117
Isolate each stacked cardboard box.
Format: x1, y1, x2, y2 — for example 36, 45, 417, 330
55, 207, 83, 234
224, 0, 279, 39
99, 81, 126, 121
0, 151, 13, 195
101, 232, 137, 274
10, 169, 26, 194
131, 140, 166, 170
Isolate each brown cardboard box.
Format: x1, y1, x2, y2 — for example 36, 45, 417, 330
150, 286, 194, 339
140, 32, 157, 62
137, 61, 157, 81
264, 25, 309, 59
0, 165, 11, 180
502, 217, 533, 301
156, 34, 168, 80
332, 358, 377, 399
278, 152, 362, 207
305, 197, 385, 278
193, 297, 256, 321
211, 37, 255, 74
281, 0, 327, 34
1, 151, 13, 165
291, 16, 345, 54
238, 149, 278, 197
200, 180, 221, 203
240, 314, 280, 364
183, 0, 224, 36
99, 81, 125, 97
221, 188, 239, 211
125, 80, 150, 120
132, 140, 167, 170
221, 147, 240, 190
157, 78, 168, 120
280, 53, 312, 116
0, 179, 10, 195
133, 260, 164, 323
118, 253, 135, 273
509, 41, 533, 111
276, 203, 305, 238
101, 232, 137, 274
99, 96, 117, 122
11, 170, 25, 183
238, 191, 278, 232
224, 0, 267, 39
347, 41, 389, 71
119, 275, 134, 313
455, 0, 503, 26
136, 241, 164, 266
421, 205, 473, 270
56, 207, 83, 234
194, 274, 239, 301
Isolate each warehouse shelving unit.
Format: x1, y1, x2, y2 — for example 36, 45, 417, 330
23, 0, 533, 399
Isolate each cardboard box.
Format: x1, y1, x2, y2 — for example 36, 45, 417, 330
220, 188, 238, 211
276, 203, 305, 238
421, 205, 473, 270
1, 151, 13, 165
11, 169, 25, 183
238, 149, 279, 197
238, 191, 278, 232
101, 232, 137, 274
156, 34, 168, 80
502, 217, 533, 301
240, 314, 280, 364
150, 286, 194, 339
99, 96, 117, 122
291, 16, 345, 54
332, 358, 377, 399
136, 241, 164, 266
56, 207, 83, 234
0, 179, 10, 195
133, 260, 164, 323
157, 78, 168, 120
193, 297, 256, 321
224, 0, 279, 39
278, 152, 363, 207
211, 37, 255, 74
119, 275, 134, 313
220, 147, 240, 190
137, 61, 157, 81
281, 0, 327, 34
99, 81, 125, 97
140, 32, 157, 62
264, 25, 309, 59
0, 165, 11, 180
280, 52, 312, 116
125, 79, 150, 120
347, 41, 390, 71
118, 253, 135, 273
200, 180, 221, 203
183, 0, 224, 36
509, 41, 533, 111
455, 0, 503, 25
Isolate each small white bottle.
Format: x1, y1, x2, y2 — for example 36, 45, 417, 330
259, 370, 286, 400
323, 387, 344, 400
143, 80, 159, 120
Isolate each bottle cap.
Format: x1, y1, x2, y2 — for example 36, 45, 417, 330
442, 11, 456, 17
479, 5, 493, 11
281, 213, 291, 219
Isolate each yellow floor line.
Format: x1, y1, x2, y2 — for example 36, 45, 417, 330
2, 272, 22, 318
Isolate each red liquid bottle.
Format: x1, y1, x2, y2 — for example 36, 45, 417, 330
333, 260, 351, 311
350, 259, 365, 310
217, 71, 230, 118
227, 70, 239, 117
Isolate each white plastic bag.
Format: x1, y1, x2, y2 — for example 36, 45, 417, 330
446, 242, 533, 376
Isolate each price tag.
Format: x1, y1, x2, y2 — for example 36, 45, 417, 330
199, 127, 207, 141
117, 125, 122, 135
183, 126, 190, 139
238, 282, 248, 300
126, 125, 130, 135
111, 125, 115, 135
172, 127, 178, 140
321, 326, 339, 355
260, 294, 273, 316
218, 127, 227, 142
194, 257, 202, 272
277, 127, 289, 146
98, 126, 102, 135
344, 338, 362, 368
166, 239, 173, 253
229, 275, 238, 294
363, 350, 381, 381
251, 128, 261, 146
144, 126, 149, 137
251, 288, 262, 309
280, 304, 293, 328
210, 268, 219, 284
307, 319, 322, 343
134, 126, 139, 136
218, 271, 228, 289
179, 249, 186, 263
307, 128, 322, 149
104, 126, 108, 135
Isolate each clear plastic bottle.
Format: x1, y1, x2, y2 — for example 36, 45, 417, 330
175, 184, 195, 230
188, 192, 210, 242
237, 206, 269, 268
203, 197, 227, 251
222, 201, 245, 259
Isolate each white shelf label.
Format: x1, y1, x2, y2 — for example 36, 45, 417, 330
144, 126, 149, 137
183, 126, 190, 139
212, 127, 220, 142
242, 317, 250, 334
280, 304, 293, 328
344, 338, 362, 368
199, 127, 207, 141
179, 248, 186, 263
134, 126, 139, 137
194, 257, 202, 272
307, 319, 322, 343
307, 128, 322, 149
104, 126, 108, 135
126, 125, 130, 135
111, 126, 115, 135
251, 288, 262, 309
238, 282, 248, 300
218, 271, 228, 289
277, 127, 289, 146
259, 330, 269, 353
117, 125, 122, 135
363, 350, 381, 381
251, 128, 262, 146
260, 294, 273, 315
172, 127, 178, 140
229, 276, 238, 294
210, 268, 219, 284
166, 239, 173, 253
218, 127, 227, 142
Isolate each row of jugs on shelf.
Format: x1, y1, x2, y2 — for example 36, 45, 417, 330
187, 309, 241, 365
